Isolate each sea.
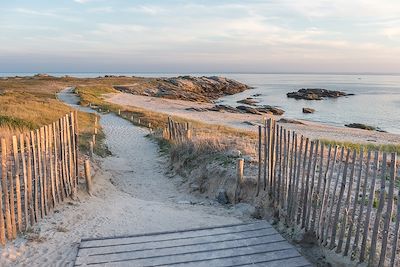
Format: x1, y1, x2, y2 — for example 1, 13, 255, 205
1, 72, 400, 134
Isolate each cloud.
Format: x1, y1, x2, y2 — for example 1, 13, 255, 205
126, 5, 166, 15
87, 6, 114, 13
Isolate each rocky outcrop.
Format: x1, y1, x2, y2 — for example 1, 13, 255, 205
236, 105, 262, 115
114, 76, 251, 103
287, 88, 351, 100
302, 107, 315, 113
237, 97, 259, 106
345, 123, 386, 132
278, 118, 304, 125
185, 104, 285, 116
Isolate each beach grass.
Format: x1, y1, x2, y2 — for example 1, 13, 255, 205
319, 139, 400, 154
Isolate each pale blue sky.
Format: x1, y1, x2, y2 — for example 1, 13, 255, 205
1, 0, 399, 73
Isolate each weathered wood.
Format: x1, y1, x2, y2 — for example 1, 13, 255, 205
40, 127, 48, 215
390, 161, 400, 267
281, 129, 288, 208
336, 149, 357, 253
311, 143, 324, 233
301, 140, 314, 229
70, 112, 77, 188
0, 138, 11, 240
318, 145, 335, 242
31, 131, 40, 222
66, 115, 75, 195
235, 158, 244, 203
287, 133, 297, 224
84, 160, 92, 195
48, 125, 56, 209
378, 152, 396, 266
20, 134, 29, 229
257, 125, 262, 196
298, 138, 309, 225
12, 135, 23, 232
8, 170, 17, 239
277, 126, 283, 208
305, 140, 319, 231
368, 152, 387, 266
323, 146, 344, 246
263, 118, 267, 191
360, 151, 380, 262
74, 111, 79, 185
25, 134, 34, 225
344, 148, 364, 256
292, 136, 304, 225
330, 148, 351, 249
52, 122, 60, 204
0, 183, 4, 245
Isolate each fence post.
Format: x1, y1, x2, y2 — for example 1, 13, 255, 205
89, 141, 94, 158
84, 160, 92, 195
256, 125, 262, 197
235, 158, 244, 203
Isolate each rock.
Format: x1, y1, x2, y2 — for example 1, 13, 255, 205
216, 189, 229, 204
252, 93, 262, 97
278, 118, 304, 124
243, 121, 257, 126
185, 107, 208, 112
237, 97, 258, 106
236, 105, 262, 115
115, 76, 251, 103
208, 104, 241, 113
345, 123, 386, 132
287, 88, 351, 100
302, 107, 315, 113
256, 105, 285, 115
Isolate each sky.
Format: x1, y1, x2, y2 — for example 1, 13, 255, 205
0, 0, 400, 73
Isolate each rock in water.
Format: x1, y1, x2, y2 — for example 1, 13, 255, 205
278, 118, 304, 124
302, 107, 315, 113
287, 88, 351, 100
237, 98, 259, 106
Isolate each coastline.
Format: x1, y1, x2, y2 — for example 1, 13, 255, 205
105, 92, 400, 145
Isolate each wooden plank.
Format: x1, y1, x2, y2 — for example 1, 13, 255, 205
330, 148, 351, 249
390, 156, 400, 267
78, 228, 281, 256
20, 134, 29, 229
25, 134, 35, 225
311, 143, 324, 233
70, 112, 77, 188
74, 111, 79, 189
378, 152, 396, 266
263, 118, 267, 191
292, 136, 304, 225
257, 125, 262, 196
299, 139, 311, 226
12, 135, 22, 232
336, 149, 357, 253
287, 133, 297, 224
81, 222, 272, 248
36, 129, 44, 218
368, 152, 387, 266
48, 124, 56, 209
277, 126, 283, 207
301, 141, 314, 229
7, 170, 17, 239
30, 131, 40, 222
0, 138, 7, 244
281, 129, 288, 208
52, 122, 61, 204
40, 127, 48, 215
317, 145, 334, 242
360, 151, 380, 262
305, 140, 319, 231
66, 115, 74, 195
344, 148, 364, 256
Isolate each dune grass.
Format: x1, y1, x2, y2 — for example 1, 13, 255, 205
319, 139, 400, 154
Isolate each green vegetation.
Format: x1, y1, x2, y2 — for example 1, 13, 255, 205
318, 139, 400, 154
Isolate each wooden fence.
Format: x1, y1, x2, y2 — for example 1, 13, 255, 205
257, 118, 399, 266
0, 112, 79, 245
163, 117, 192, 143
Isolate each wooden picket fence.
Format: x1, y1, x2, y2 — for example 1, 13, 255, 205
257, 118, 399, 266
163, 117, 192, 143
0, 112, 79, 245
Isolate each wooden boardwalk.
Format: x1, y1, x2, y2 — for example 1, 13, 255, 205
74, 221, 311, 266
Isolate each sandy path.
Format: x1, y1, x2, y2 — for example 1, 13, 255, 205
0, 89, 243, 266
105, 93, 400, 145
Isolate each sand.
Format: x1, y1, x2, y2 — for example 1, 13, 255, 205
105, 93, 400, 145
0, 89, 245, 266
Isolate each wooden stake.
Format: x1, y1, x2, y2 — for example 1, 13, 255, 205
235, 158, 244, 203
0, 138, 12, 240
84, 160, 92, 195
12, 136, 22, 232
